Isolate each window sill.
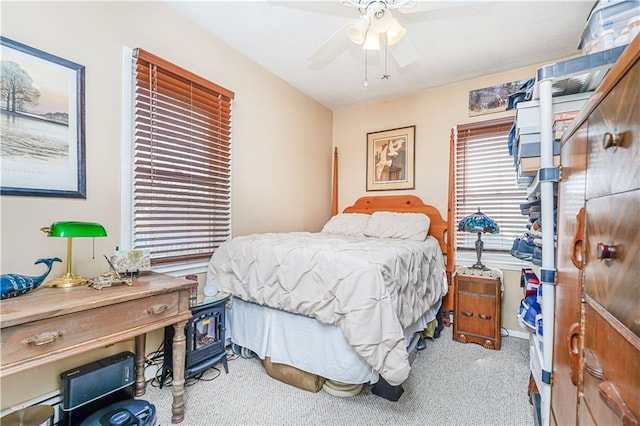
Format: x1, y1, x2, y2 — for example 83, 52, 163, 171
455, 251, 528, 272
152, 260, 209, 277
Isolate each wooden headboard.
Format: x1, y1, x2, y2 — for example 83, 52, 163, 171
343, 195, 450, 256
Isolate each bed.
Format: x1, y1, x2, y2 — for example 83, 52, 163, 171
204, 195, 451, 399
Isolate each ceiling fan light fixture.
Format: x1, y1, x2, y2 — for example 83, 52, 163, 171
386, 18, 406, 45
369, 7, 393, 33
362, 31, 381, 50
347, 16, 370, 45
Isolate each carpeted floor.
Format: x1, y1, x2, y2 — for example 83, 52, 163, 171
144, 327, 534, 425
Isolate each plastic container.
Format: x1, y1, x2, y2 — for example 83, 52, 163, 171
579, 0, 640, 54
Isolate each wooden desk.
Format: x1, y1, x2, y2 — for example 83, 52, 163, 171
0, 272, 194, 423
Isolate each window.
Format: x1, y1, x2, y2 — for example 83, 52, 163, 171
454, 117, 528, 253
131, 48, 234, 267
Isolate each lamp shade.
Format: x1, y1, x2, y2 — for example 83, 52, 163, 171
386, 18, 406, 46
362, 31, 381, 50
45, 221, 107, 238
41, 221, 107, 288
458, 210, 499, 234
348, 16, 370, 45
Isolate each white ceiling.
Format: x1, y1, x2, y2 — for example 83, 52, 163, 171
165, 0, 596, 110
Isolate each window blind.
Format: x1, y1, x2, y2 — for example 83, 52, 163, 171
454, 117, 528, 252
132, 48, 234, 266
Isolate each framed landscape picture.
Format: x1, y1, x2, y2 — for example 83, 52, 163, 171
468, 79, 529, 117
0, 36, 86, 198
366, 125, 415, 191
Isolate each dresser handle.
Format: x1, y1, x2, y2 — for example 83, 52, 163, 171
602, 132, 619, 150
461, 311, 473, 317
570, 208, 585, 269
26, 331, 63, 346
567, 322, 580, 386
598, 381, 639, 426
147, 304, 169, 315
583, 347, 604, 380
597, 242, 617, 261
479, 314, 492, 320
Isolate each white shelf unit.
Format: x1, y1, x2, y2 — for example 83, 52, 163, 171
521, 45, 626, 426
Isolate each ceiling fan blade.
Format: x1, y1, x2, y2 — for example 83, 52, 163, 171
390, 36, 419, 68
307, 21, 352, 69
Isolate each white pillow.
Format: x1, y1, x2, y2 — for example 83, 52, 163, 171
364, 211, 431, 241
321, 213, 370, 237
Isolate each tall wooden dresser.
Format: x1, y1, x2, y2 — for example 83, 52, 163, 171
551, 36, 639, 425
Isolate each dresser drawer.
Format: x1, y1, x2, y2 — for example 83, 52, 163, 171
581, 302, 640, 426
584, 191, 640, 336
586, 61, 640, 199
1, 293, 179, 368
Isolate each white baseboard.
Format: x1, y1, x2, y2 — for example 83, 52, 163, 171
505, 328, 530, 339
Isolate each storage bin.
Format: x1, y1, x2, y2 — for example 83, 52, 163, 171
578, 0, 640, 54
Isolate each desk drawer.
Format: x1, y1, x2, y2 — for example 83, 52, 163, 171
1, 293, 178, 367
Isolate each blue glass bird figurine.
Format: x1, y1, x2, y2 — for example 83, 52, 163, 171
1, 257, 61, 300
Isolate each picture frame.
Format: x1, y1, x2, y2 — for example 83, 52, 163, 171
366, 125, 415, 191
468, 79, 529, 117
0, 36, 86, 198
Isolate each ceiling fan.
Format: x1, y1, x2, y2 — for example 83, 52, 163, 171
271, 0, 472, 85
307, 0, 421, 72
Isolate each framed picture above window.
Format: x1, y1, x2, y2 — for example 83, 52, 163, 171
0, 36, 86, 198
366, 125, 415, 191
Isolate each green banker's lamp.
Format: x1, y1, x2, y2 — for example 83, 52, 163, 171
40, 221, 107, 287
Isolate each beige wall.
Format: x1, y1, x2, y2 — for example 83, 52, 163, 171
332, 59, 575, 332
0, 1, 332, 409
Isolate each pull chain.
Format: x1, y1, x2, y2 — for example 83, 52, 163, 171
364, 49, 369, 87
382, 35, 390, 80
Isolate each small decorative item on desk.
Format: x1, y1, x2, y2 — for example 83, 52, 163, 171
41, 221, 107, 287
109, 248, 150, 278
0, 257, 61, 299
458, 208, 499, 270
89, 255, 133, 290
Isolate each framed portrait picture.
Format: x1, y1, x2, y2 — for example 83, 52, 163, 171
0, 36, 86, 198
366, 125, 415, 191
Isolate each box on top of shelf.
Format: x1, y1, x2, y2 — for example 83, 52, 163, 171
516, 92, 592, 132
578, 0, 640, 54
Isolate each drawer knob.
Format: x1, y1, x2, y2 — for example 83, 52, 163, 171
461, 311, 473, 317
147, 304, 169, 315
26, 330, 63, 346
602, 132, 619, 150
597, 242, 617, 260
479, 314, 492, 320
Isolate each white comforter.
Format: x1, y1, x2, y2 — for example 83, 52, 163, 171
205, 232, 447, 386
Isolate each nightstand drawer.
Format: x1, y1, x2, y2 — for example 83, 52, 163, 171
456, 277, 497, 296
1, 293, 179, 368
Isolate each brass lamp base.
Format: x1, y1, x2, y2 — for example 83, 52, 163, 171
45, 272, 89, 288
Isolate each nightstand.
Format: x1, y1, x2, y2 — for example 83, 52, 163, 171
453, 267, 502, 350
